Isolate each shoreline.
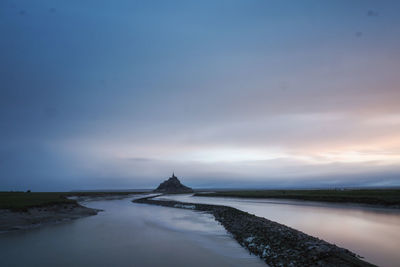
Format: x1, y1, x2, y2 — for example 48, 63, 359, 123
194, 195, 400, 212
133, 195, 375, 267
0, 202, 100, 233
193, 189, 400, 209
0, 193, 147, 234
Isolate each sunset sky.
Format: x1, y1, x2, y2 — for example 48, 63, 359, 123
1, 0, 400, 190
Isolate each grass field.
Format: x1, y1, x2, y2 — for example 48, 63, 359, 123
194, 189, 400, 207
0, 191, 145, 211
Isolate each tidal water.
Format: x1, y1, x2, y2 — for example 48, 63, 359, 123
0, 196, 265, 267
158, 194, 400, 267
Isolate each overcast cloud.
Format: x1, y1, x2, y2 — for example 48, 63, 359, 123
1, 0, 400, 190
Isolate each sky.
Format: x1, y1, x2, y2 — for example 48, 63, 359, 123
1, 0, 400, 191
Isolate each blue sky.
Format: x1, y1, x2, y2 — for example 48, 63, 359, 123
1, 0, 400, 190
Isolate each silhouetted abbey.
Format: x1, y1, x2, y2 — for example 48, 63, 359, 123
154, 173, 193, 193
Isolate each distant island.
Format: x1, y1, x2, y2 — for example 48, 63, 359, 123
154, 173, 193, 193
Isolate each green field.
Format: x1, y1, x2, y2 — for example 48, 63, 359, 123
194, 189, 400, 207
0, 191, 145, 211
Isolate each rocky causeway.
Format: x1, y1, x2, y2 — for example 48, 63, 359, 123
133, 195, 375, 267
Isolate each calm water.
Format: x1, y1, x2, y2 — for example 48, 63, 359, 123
0, 196, 264, 267
158, 194, 400, 267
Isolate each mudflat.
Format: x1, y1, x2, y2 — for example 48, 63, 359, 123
0, 203, 99, 232
0, 192, 127, 232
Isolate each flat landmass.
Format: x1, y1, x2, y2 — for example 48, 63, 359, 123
0, 191, 144, 232
194, 189, 400, 207
0, 191, 145, 211
0, 192, 77, 211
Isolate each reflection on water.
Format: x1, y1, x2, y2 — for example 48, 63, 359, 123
0, 196, 264, 267
158, 194, 400, 267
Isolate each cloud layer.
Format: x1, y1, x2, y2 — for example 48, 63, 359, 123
1, 0, 400, 190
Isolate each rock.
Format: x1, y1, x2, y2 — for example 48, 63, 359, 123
133, 195, 376, 267
153, 173, 193, 193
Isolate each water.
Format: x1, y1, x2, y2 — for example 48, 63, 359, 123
158, 194, 400, 267
0, 196, 265, 267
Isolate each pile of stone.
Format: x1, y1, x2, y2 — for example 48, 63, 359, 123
133, 196, 374, 267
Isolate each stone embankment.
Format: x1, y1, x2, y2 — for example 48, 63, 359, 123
133, 196, 375, 267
